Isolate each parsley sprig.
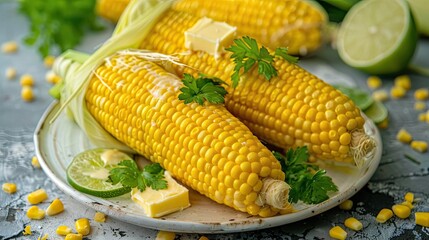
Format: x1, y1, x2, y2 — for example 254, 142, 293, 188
178, 73, 228, 105
226, 36, 299, 88
274, 147, 338, 204
109, 160, 167, 192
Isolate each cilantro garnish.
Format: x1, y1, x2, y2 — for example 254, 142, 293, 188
109, 160, 167, 192
178, 73, 228, 105
274, 147, 338, 204
226, 36, 299, 88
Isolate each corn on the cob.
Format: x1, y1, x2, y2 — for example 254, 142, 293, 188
172, 0, 326, 56
138, 10, 374, 166
96, 0, 130, 22
57, 52, 289, 217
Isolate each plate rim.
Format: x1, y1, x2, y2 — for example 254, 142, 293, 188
34, 101, 382, 234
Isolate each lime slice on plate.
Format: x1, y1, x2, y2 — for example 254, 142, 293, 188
363, 100, 388, 124
67, 148, 132, 198
337, 0, 418, 74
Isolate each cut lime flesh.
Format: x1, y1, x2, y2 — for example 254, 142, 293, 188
67, 149, 131, 198
337, 0, 418, 74
334, 85, 374, 111
363, 100, 388, 124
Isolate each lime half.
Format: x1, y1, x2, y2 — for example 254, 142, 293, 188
407, 0, 429, 36
67, 149, 132, 198
363, 100, 388, 124
337, 0, 418, 74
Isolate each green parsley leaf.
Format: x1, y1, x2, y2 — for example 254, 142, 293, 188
178, 73, 228, 105
274, 146, 338, 204
226, 36, 299, 88
109, 160, 168, 192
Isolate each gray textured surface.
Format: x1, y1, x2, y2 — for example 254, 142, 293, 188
1, 1, 429, 239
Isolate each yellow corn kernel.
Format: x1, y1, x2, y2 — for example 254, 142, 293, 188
367, 76, 382, 89
411, 140, 428, 153
1, 41, 18, 53
75, 218, 90, 236
418, 113, 426, 122
21, 86, 34, 102
415, 212, 429, 227
94, 212, 106, 222
45, 70, 61, 84
199, 236, 209, 240
396, 128, 412, 144
96, 0, 130, 22
27, 189, 48, 204
156, 231, 176, 240
20, 74, 34, 87
329, 226, 347, 240
405, 192, 414, 203
5, 67, 17, 80
43, 55, 56, 68
26, 206, 45, 220
37, 233, 48, 240
339, 199, 353, 210
2, 182, 17, 194
377, 118, 389, 129
376, 208, 394, 223
31, 156, 41, 168
392, 204, 411, 219
65, 233, 83, 240
394, 75, 411, 90
344, 217, 363, 231
23, 225, 31, 235
414, 88, 429, 101
46, 198, 64, 216
400, 201, 414, 209
415, 101, 426, 111
391, 86, 406, 99
56, 225, 72, 236
372, 90, 389, 102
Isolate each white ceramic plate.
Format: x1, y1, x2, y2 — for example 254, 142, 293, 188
34, 101, 382, 234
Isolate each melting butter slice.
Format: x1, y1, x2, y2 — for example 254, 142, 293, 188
131, 171, 190, 218
185, 17, 236, 59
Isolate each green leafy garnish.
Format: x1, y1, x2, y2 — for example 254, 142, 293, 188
109, 160, 167, 192
178, 73, 228, 105
18, 0, 104, 58
274, 147, 338, 204
226, 36, 299, 88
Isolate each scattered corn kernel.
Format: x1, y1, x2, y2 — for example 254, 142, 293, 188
45, 70, 61, 84
46, 198, 64, 216
392, 204, 411, 219
414, 101, 426, 111
21, 86, 34, 102
20, 74, 34, 86
94, 212, 106, 222
414, 88, 429, 101
391, 86, 406, 99
5, 67, 17, 80
400, 201, 414, 209
65, 233, 83, 240
75, 218, 90, 236
405, 192, 414, 203
26, 206, 45, 220
339, 199, 353, 210
376, 208, 394, 223
329, 226, 347, 240
372, 90, 389, 102
23, 225, 31, 235
396, 128, 412, 144
37, 233, 48, 240
31, 156, 41, 168
1, 41, 18, 53
377, 117, 389, 129
56, 225, 72, 236
156, 231, 176, 240
415, 212, 429, 227
394, 75, 411, 90
411, 140, 428, 153
344, 217, 363, 231
199, 236, 209, 240
367, 76, 382, 89
2, 182, 17, 194
27, 189, 48, 204
418, 113, 426, 122
43, 55, 56, 68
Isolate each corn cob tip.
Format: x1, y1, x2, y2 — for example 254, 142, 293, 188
350, 129, 376, 168
258, 178, 290, 210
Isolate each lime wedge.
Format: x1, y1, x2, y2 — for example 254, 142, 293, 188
334, 85, 374, 111
407, 0, 429, 36
363, 100, 388, 124
337, 0, 418, 74
67, 149, 132, 198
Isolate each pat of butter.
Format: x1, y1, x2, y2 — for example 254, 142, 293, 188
185, 17, 236, 59
131, 171, 190, 218
101, 149, 132, 166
